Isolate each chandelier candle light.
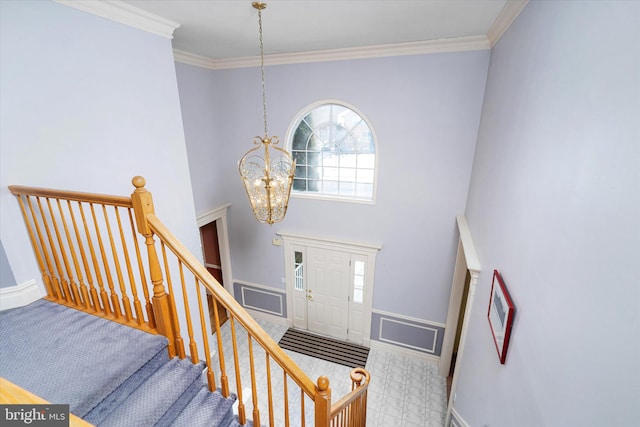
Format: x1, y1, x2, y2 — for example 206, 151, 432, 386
239, 2, 295, 225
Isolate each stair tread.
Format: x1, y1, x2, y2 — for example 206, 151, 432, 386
84, 349, 170, 426
0, 299, 168, 417
97, 357, 205, 427
170, 387, 237, 427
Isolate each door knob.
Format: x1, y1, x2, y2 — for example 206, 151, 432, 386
307, 295, 313, 301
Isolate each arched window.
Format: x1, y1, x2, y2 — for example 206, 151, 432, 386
287, 101, 378, 202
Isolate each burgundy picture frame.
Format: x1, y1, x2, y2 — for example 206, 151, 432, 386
487, 270, 515, 364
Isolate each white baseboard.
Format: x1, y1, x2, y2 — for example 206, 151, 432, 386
0, 279, 43, 311
245, 307, 292, 327
370, 339, 440, 365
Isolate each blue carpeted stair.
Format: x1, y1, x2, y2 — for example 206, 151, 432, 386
0, 299, 246, 427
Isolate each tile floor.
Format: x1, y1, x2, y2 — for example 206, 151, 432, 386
210, 317, 447, 426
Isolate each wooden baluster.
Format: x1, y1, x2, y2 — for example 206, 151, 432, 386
314, 376, 331, 427
36, 197, 67, 302
176, 269, 196, 361
86, 203, 112, 314
95, 204, 121, 318
230, 317, 246, 425
128, 209, 154, 327
120, 208, 144, 325
352, 371, 363, 427
78, 202, 106, 313
46, 197, 77, 306
170, 255, 189, 360
210, 288, 230, 397
119, 207, 143, 323
54, 199, 83, 306
110, 206, 133, 322
300, 389, 305, 427
363, 388, 369, 427
266, 353, 274, 427
131, 176, 176, 357
248, 335, 261, 427
66, 201, 90, 309
15, 195, 55, 299
161, 242, 185, 359
352, 400, 356, 426
195, 278, 216, 390
282, 372, 289, 427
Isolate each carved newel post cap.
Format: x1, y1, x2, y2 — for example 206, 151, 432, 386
132, 176, 146, 190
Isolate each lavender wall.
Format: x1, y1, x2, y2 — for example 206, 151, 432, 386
0, 1, 201, 293
176, 51, 490, 324
174, 63, 227, 215
456, 1, 640, 425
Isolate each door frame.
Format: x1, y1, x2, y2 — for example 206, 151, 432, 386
279, 232, 381, 346
196, 204, 234, 296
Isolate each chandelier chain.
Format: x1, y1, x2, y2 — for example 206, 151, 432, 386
240, 2, 295, 225
257, 7, 268, 138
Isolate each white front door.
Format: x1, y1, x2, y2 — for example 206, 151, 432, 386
282, 232, 380, 347
306, 247, 350, 340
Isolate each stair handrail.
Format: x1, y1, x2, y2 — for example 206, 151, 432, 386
145, 213, 320, 397
9, 177, 371, 426
329, 368, 370, 426
9, 185, 133, 207
130, 177, 333, 425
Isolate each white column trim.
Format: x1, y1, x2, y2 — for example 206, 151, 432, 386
456, 215, 481, 273
446, 271, 479, 426
439, 215, 482, 425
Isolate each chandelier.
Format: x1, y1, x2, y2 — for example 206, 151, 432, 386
239, 2, 295, 225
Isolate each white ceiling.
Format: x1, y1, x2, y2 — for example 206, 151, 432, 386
121, 0, 510, 60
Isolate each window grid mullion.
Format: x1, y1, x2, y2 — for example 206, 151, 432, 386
291, 103, 375, 201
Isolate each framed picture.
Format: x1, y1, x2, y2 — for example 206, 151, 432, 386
487, 270, 515, 364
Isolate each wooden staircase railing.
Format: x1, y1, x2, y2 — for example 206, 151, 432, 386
9, 176, 370, 427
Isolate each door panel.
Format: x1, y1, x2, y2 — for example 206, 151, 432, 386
200, 222, 227, 328
307, 247, 349, 340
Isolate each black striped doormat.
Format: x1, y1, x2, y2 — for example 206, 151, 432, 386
278, 328, 369, 369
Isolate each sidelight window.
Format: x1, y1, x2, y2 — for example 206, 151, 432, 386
294, 251, 304, 291
352, 259, 365, 304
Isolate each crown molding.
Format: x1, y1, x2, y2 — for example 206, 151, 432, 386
54, 0, 180, 39
487, 0, 529, 47
174, 35, 490, 70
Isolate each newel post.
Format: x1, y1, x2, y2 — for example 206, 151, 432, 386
131, 176, 176, 358
315, 376, 331, 426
